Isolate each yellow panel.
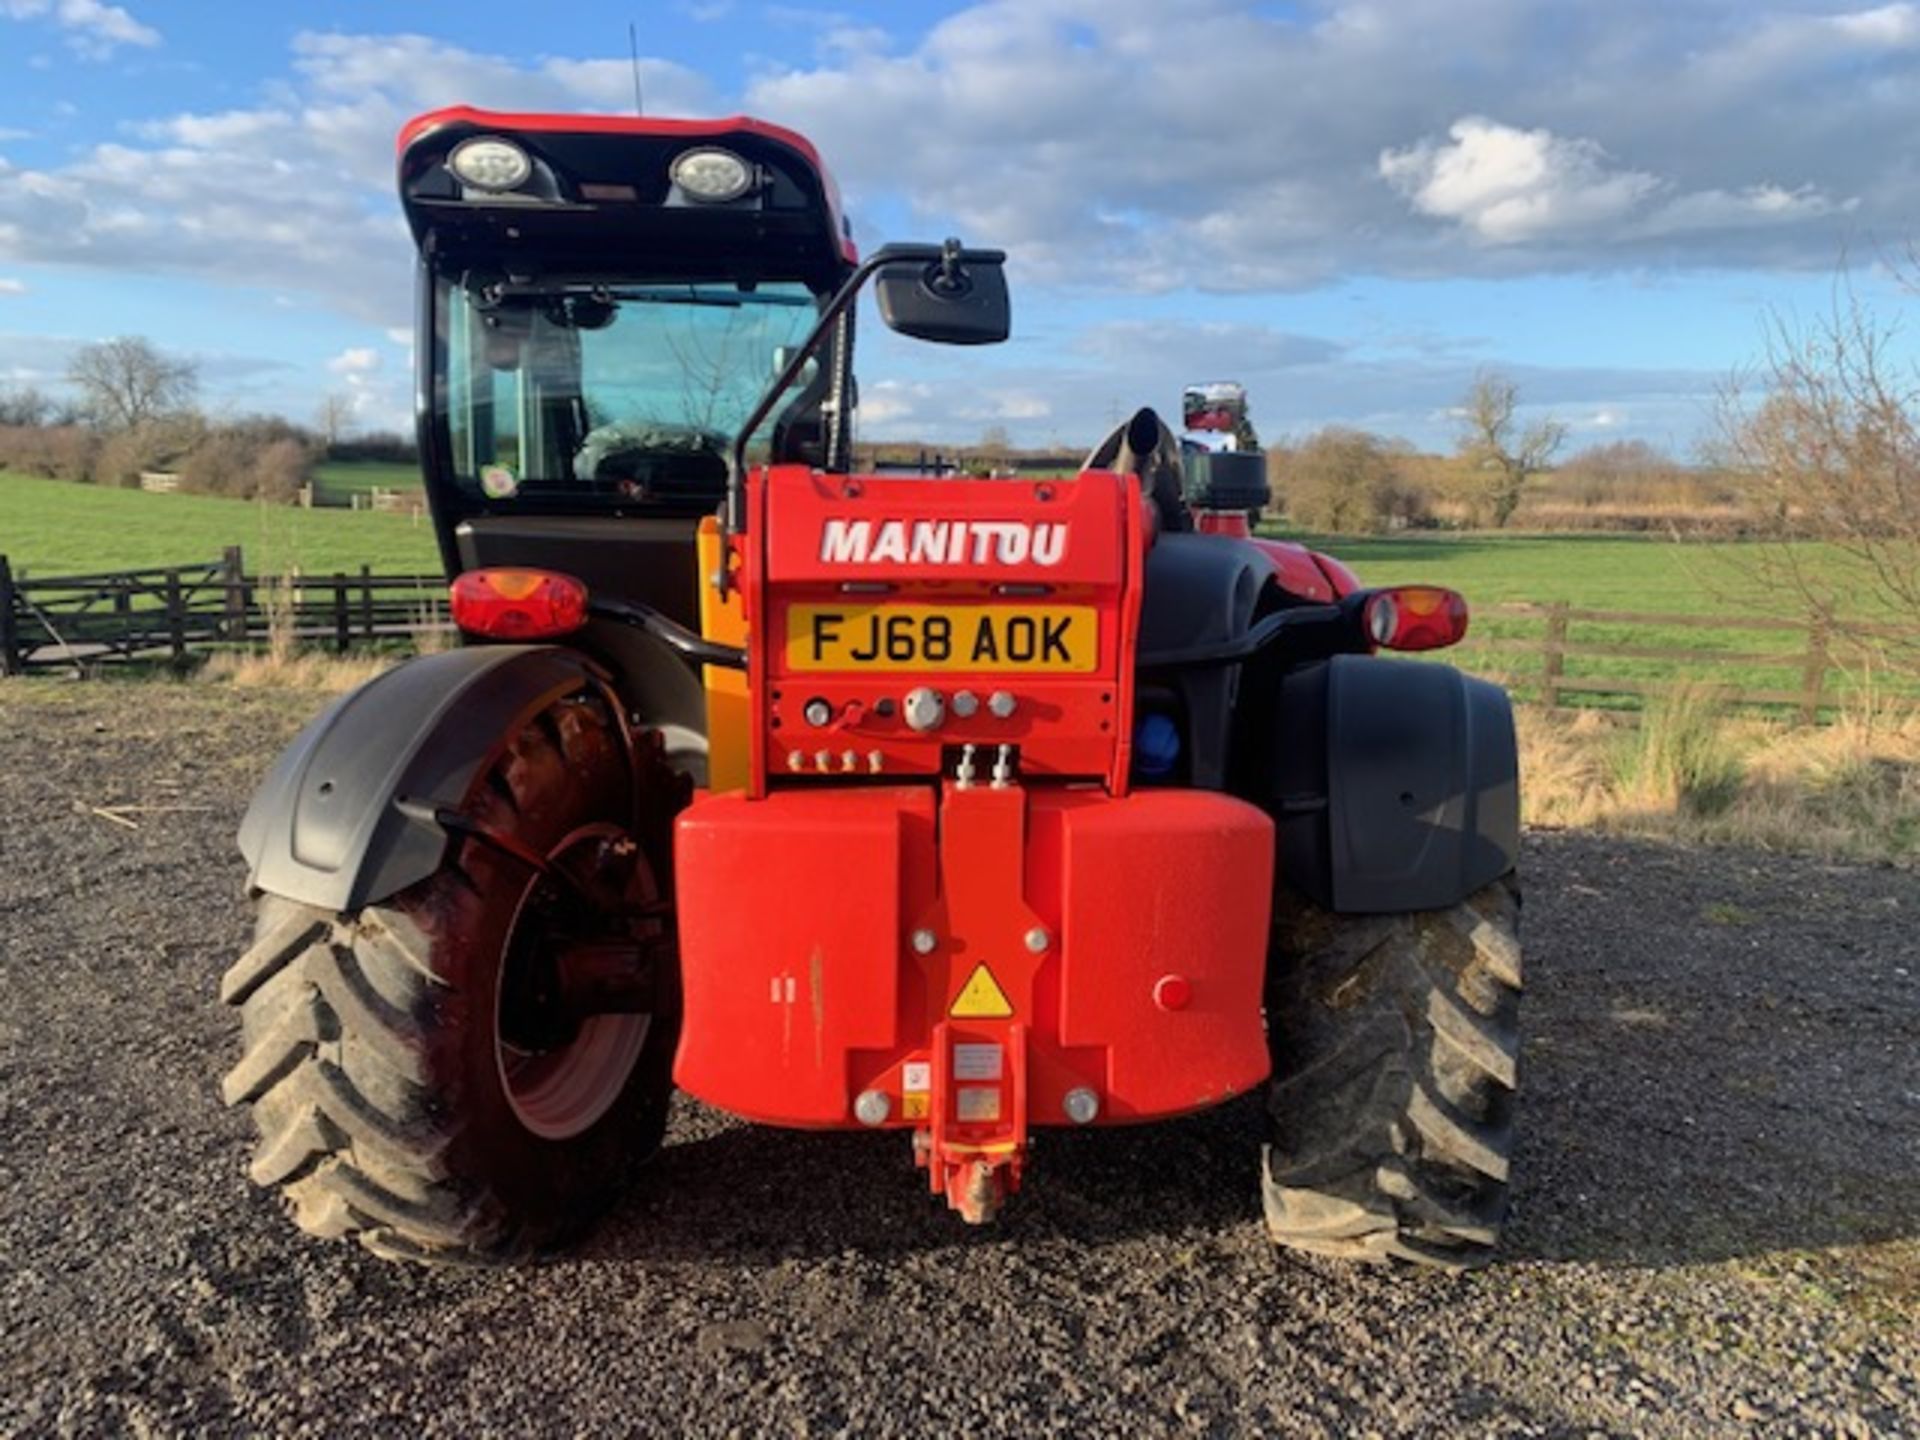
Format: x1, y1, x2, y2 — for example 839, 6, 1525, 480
786, 604, 1097, 673
696, 517, 751, 794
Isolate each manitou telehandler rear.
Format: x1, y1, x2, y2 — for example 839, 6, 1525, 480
222, 109, 1522, 1269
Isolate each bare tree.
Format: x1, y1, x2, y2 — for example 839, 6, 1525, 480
66, 336, 198, 431
0, 384, 54, 427
1455, 371, 1565, 527
1281, 427, 1429, 534
314, 392, 356, 447
974, 423, 1013, 476
1719, 295, 1920, 666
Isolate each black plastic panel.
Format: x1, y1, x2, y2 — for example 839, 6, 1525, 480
238, 645, 602, 913
1138, 534, 1278, 788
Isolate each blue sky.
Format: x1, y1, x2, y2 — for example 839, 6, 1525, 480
1, 0, 1914, 454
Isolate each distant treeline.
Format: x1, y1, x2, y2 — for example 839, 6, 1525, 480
1267, 434, 1752, 536
0, 415, 418, 503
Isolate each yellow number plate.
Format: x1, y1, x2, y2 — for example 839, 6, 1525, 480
786, 604, 1098, 673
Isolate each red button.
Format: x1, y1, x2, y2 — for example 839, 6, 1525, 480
1153, 974, 1192, 1011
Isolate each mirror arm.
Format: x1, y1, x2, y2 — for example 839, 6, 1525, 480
824, 306, 855, 474
933, 236, 964, 293
720, 241, 1005, 573
724, 248, 889, 534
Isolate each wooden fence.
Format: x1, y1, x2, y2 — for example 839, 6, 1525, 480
0, 547, 447, 674
2, 556, 1916, 722
1457, 602, 1920, 722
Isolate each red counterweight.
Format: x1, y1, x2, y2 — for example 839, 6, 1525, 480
672, 779, 1275, 1217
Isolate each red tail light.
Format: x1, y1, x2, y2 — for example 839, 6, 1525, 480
450, 568, 589, 639
1364, 585, 1469, 652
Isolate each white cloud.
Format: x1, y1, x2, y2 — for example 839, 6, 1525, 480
1638, 183, 1848, 235
320, 341, 410, 430
0, 0, 159, 56
1698, 2, 1920, 83
1380, 118, 1659, 243
744, 0, 1893, 287
1832, 2, 1920, 44
855, 378, 933, 430
0, 277, 25, 295
135, 110, 293, 148
959, 391, 1051, 423
1380, 116, 1848, 246
327, 347, 380, 375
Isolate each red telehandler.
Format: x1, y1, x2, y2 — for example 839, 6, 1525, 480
222, 109, 1522, 1269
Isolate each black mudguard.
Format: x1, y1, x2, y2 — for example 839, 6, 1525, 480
1270, 655, 1519, 913
237, 645, 607, 914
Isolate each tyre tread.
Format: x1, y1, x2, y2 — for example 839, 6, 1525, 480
222, 901, 509, 1263
1263, 876, 1522, 1270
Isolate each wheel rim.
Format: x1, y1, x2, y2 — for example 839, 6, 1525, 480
495, 822, 661, 1142
498, 1012, 651, 1141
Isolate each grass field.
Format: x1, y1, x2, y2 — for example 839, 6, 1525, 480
1295, 528, 1740, 612
3, 468, 1913, 709
311, 461, 422, 506
3, 470, 1751, 597
1268, 525, 1919, 711
0, 471, 441, 576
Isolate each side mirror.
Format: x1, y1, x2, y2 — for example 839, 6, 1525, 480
874, 241, 1010, 346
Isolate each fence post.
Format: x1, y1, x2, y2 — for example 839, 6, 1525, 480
0, 555, 20, 676
333, 573, 351, 653
360, 564, 375, 641
1799, 618, 1831, 726
1541, 602, 1570, 709
221, 546, 246, 642
164, 569, 187, 668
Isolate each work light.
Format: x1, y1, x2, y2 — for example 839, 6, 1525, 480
669, 146, 754, 202
448, 136, 533, 193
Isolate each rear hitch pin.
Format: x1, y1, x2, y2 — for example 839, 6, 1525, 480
990, 744, 1014, 788
955, 743, 978, 789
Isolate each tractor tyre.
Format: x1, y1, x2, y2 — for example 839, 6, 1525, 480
220, 690, 683, 1265
1261, 875, 1521, 1271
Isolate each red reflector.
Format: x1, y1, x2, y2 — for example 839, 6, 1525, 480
1365, 585, 1469, 652
449, 568, 589, 639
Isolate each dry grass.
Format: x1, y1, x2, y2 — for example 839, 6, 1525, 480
195, 564, 427, 692
199, 647, 395, 693
1520, 698, 1920, 862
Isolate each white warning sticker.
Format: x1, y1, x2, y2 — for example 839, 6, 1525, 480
952, 1043, 1003, 1082
902, 1061, 932, 1094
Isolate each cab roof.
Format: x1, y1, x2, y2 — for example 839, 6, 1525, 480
397, 107, 857, 283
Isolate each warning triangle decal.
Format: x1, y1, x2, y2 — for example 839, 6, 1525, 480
949, 963, 1013, 1019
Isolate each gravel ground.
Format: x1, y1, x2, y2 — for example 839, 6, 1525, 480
1, 677, 1917, 1439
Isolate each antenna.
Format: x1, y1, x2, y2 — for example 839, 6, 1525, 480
628, 23, 644, 115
